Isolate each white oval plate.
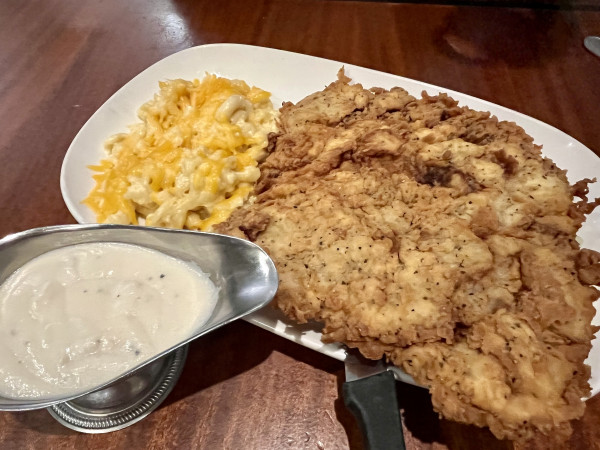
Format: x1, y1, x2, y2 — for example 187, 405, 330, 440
60, 43, 600, 394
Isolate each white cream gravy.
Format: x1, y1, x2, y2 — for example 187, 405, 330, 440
0, 242, 218, 399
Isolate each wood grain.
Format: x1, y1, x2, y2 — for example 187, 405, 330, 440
0, 0, 599, 448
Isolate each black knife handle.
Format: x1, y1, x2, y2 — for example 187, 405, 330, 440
342, 371, 406, 450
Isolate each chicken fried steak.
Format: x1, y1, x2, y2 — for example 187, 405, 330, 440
217, 71, 600, 442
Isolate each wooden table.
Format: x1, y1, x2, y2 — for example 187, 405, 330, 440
1, 1, 600, 448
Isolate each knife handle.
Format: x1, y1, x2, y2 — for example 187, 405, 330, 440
342, 371, 406, 450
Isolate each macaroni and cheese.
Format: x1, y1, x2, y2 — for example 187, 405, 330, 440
84, 75, 278, 230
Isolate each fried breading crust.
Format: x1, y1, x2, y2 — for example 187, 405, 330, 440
217, 70, 600, 442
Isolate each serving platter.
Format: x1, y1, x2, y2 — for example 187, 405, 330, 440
60, 43, 600, 395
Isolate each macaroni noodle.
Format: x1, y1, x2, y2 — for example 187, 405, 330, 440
84, 75, 278, 230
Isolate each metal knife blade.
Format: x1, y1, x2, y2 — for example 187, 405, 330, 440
344, 352, 418, 385
584, 36, 600, 59
342, 351, 406, 450
344, 352, 389, 382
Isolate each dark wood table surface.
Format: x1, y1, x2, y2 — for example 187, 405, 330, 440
1, 0, 600, 449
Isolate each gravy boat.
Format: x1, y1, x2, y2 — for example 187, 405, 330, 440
0, 224, 278, 411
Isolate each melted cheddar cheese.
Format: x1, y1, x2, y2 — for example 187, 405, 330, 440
84, 75, 278, 230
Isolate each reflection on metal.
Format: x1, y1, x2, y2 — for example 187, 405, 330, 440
48, 345, 188, 433
584, 36, 600, 59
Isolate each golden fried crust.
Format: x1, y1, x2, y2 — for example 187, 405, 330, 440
216, 72, 600, 442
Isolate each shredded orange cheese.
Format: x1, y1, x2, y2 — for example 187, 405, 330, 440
84, 74, 277, 230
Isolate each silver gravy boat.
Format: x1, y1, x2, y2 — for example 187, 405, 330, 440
0, 224, 278, 431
